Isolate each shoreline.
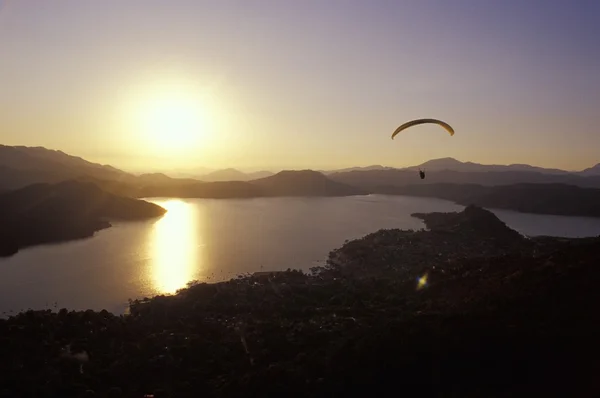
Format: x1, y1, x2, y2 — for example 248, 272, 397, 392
4, 192, 599, 260
2, 201, 599, 318
2, 206, 599, 396
144, 191, 600, 218
5, 204, 599, 317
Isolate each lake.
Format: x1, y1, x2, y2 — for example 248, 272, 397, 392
1, 195, 600, 316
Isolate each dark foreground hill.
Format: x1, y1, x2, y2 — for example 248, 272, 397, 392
0, 181, 166, 257
379, 183, 600, 217
1, 206, 599, 397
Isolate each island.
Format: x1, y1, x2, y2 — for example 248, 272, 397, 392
0, 206, 598, 396
0, 180, 166, 257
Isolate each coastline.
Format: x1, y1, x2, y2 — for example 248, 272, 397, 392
2, 206, 599, 396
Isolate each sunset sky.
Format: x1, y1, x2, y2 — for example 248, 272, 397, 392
0, 0, 598, 172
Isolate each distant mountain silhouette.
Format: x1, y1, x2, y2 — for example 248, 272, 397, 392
580, 163, 600, 176
199, 168, 249, 181
329, 168, 600, 189
409, 157, 571, 174
412, 157, 467, 171
323, 165, 395, 174
0, 145, 134, 189
154, 166, 214, 179
137, 173, 199, 185
0, 146, 114, 174
136, 171, 364, 198
323, 158, 586, 175
247, 170, 276, 180
0, 146, 213, 196
250, 170, 366, 197
2, 145, 599, 198
197, 168, 275, 182
0, 180, 166, 256
383, 183, 600, 218
137, 172, 177, 184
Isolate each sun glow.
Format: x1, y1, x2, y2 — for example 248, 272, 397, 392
138, 94, 209, 151
123, 77, 225, 157
149, 199, 202, 294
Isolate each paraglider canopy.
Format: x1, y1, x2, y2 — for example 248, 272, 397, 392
390, 118, 454, 181
391, 118, 455, 140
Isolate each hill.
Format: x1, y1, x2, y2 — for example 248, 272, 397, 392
412, 204, 524, 242
580, 163, 600, 176
1, 206, 599, 396
0, 181, 166, 256
380, 183, 600, 218
250, 170, 366, 197
0, 145, 132, 189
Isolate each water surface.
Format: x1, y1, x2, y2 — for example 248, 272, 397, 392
1, 195, 599, 315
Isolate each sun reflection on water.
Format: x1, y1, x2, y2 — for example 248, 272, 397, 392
149, 199, 201, 294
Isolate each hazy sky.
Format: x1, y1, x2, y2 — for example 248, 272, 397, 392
1, 0, 598, 172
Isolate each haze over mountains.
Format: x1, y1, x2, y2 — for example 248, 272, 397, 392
326, 157, 600, 176
2, 144, 599, 182
580, 163, 600, 176
327, 157, 600, 190
1, 144, 600, 199
198, 168, 275, 182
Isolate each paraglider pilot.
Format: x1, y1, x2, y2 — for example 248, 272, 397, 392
419, 169, 425, 180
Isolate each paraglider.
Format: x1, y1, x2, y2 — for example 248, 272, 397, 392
391, 118, 455, 180
391, 118, 455, 139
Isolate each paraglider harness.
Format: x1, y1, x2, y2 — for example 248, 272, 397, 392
419, 168, 425, 180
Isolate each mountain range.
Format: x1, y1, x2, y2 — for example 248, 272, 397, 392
328, 168, 600, 190
1, 145, 600, 196
326, 157, 600, 176
134, 169, 365, 198
151, 157, 600, 181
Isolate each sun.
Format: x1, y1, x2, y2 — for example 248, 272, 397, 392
140, 95, 208, 151
122, 76, 230, 162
